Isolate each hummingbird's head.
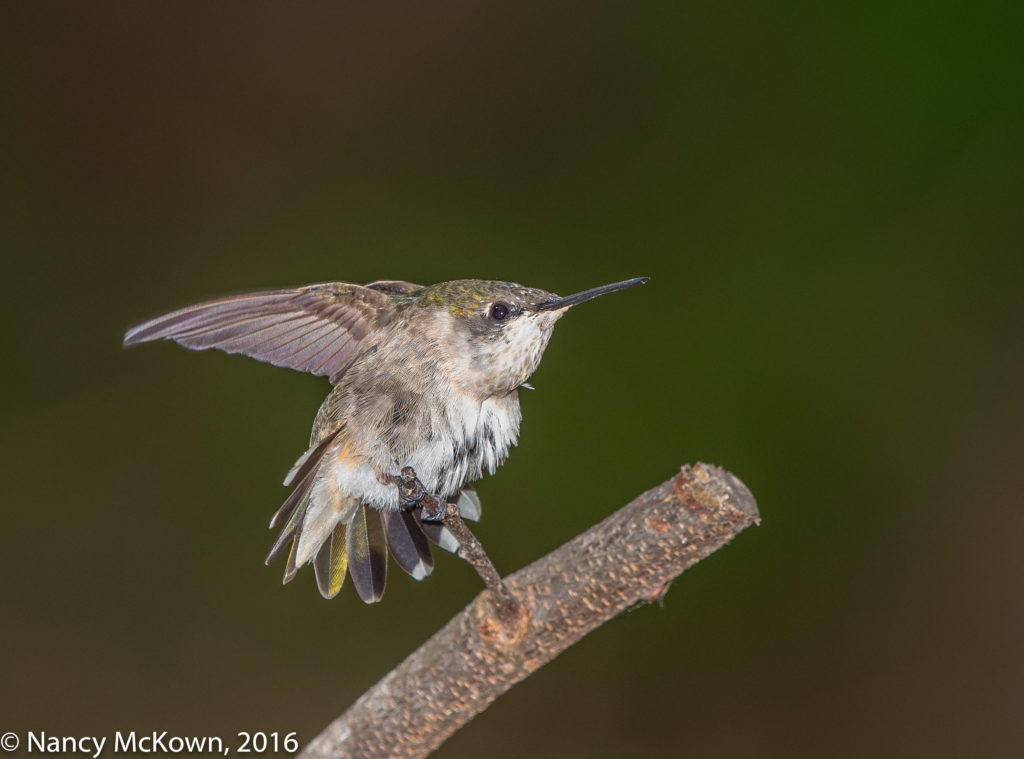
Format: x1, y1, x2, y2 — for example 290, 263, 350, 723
411, 277, 649, 397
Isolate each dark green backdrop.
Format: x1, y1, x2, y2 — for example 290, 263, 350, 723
3, 2, 1021, 757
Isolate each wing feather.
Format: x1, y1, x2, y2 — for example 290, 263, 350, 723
123, 283, 396, 383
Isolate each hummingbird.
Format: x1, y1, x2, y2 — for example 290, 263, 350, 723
124, 276, 649, 603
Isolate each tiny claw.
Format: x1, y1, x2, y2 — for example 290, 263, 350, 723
418, 494, 446, 522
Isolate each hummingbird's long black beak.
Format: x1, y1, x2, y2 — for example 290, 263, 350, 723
536, 277, 650, 311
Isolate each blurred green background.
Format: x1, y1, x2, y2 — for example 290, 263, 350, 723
3, 2, 1022, 757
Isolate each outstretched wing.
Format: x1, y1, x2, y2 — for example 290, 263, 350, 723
123, 282, 403, 383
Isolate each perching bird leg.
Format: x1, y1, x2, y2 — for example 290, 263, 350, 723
394, 467, 519, 616
393, 466, 446, 521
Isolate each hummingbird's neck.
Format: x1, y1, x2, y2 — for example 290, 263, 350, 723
421, 310, 556, 399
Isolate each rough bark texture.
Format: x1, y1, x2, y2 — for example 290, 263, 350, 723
299, 463, 759, 759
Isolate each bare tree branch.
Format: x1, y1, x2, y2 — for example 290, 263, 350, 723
299, 463, 760, 759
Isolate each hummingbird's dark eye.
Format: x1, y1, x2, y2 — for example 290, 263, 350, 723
489, 302, 511, 322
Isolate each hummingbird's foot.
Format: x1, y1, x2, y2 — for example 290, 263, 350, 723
392, 468, 520, 617
418, 495, 447, 522
393, 467, 446, 521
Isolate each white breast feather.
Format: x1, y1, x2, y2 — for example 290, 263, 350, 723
320, 390, 521, 512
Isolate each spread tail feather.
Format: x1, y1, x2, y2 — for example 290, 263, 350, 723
282, 432, 338, 489
272, 432, 341, 529
455, 486, 482, 522
267, 452, 484, 601
383, 510, 433, 580
313, 523, 348, 599
266, 493, 310, 565
419, 519, 461, 553
416, 490, 483, 552
346, 504, 388, 603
